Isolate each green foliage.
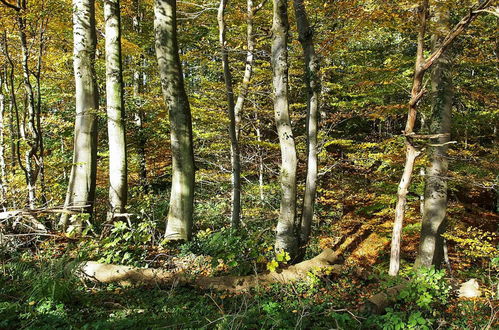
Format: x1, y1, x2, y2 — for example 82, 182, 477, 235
367, 267, 451, 329
98, 219, 157, 266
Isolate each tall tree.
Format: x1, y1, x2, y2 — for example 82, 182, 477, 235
389, 0, 495, 276
272, 0, 298, 256
60, 0, 99, 232
104, 0, 127, 220
154, 0, 195, 240
414, 3, 453, 269
293, 0, 320, 255
217, 0, 241, 227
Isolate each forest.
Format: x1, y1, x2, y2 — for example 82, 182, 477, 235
0, 0, 498, 328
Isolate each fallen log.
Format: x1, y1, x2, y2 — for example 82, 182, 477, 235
79, 248, 343, 292
360, 282, 408, 314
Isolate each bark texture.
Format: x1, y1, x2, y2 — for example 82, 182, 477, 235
79, 248, 341, 292
104, 0, 128, 219
217, 0, 241, 228
415, 5, 453, 269
272, 0, 298, 256
293, 0, 320, 255
154, 0, 195, 240
60, 0, 99, 232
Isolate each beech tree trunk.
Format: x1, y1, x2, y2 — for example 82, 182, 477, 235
272, 0, 298, 256
104, 0, 128, 219
154, 0, 195, 240
60, 0, 99, 232
217, 0, 241, 228
293, 0, 320, 254
388, 0, 492, 276
415, 5, 453, 269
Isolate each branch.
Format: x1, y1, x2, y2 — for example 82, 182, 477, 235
421, 0, 496, 72
0, 0, 20, 11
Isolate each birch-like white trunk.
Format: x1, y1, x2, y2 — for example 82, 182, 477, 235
104, 0, 128, 219
154, 0, 195, 240
272, 0, 298, 256
60, 0, 99, 232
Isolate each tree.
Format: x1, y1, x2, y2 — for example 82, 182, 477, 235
104, 0, 127, 220
217, 0, 241, 228
154, 0, 195, 240
272, 0, 298, 256
414, 3, 453, 269
389, 0, 495, 276
292, 0, 320, 255
60, 0, 99, 232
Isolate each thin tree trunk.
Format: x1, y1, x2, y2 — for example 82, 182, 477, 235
60, 0, 99, 232
0, 71, 7, 208
255, 109, 264, 203
415, 5, 453, 269
104, 0, 128, 220
272, 0, 298, 257
154, 0, 195, 240
18, 9, 39, 209
217, 0, 241, 228
233, 0, 262, 138
388, 0, 492, 276
293, 0, 320, 255
132, 0, 148, 191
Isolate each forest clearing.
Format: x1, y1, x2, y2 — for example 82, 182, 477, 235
0, 0, 498, 328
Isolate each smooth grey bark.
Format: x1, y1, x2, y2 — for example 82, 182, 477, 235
293, 0, 320, 254
60, 0, 99, 232
217, 0, 241, 228
104, 0, 128, 219
415, 6, 453, 269
272, 0, 298, 256
154, 0, 195, 240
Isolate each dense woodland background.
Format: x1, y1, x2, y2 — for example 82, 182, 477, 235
0, 0, 498, 328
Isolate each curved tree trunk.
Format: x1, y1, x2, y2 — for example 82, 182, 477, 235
415, 5, 453, 269
60, 0, 99, 233
272, 0, 298, 257
293, 0, 320, 255
217, 0, 241, 228
104, 0, 128, 220
154, 0, 195, 240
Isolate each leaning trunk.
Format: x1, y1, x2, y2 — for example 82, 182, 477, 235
217, 0, 241, 228
272, 0, 298, 256
154, 0, 195, 240
104, 0, 128, 219
415, 6, 453, 269
60, 0, 99, 232
293, 0, 320, 254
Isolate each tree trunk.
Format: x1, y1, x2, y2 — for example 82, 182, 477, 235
293, 0, 320, 255
415, 6, 453, 269
154, 0, 195, 240
233, 0, 259, 139
60, 0, 99, 232
104, 0, 128, 220
217, 0, 241, 228
132, 0, 148, 191
272, 0, 298, 257
0, 71, 7, 208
